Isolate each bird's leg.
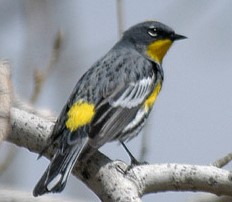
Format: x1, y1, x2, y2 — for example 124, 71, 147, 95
120, 141, 147, 167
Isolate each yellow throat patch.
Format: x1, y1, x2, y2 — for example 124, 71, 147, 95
66, 101, 95, 132
146, 39, 172, 63
144, 82, 162, 112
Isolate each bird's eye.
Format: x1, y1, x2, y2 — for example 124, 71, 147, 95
148, 27, 158, 37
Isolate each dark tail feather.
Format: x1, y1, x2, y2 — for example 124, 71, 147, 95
33, 144, 82, 197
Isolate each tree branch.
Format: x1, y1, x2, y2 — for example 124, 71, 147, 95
3, 61, 232, 201
0, 61, 12, 143
190, 194, 232, 202
6, 107, 232, 201
0, 188, 77, 202
211, 152, 232, 168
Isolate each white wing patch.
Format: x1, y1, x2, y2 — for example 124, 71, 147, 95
112, 76, 154, 108
123, 108, 146, 132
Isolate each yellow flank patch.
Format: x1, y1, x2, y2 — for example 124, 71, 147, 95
66, 101, 95, 132
144, 82, 162, 112
146, 39, 172, 63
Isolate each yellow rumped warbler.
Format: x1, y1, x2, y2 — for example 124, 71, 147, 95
33, 21, 186, 196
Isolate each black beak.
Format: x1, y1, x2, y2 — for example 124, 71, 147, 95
171, 33, 187, 41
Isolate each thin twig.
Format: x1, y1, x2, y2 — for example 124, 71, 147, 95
30, 31, 63, 103
139, 130, 148, 162
116, 0, 125, 38
211, 152, 232, 168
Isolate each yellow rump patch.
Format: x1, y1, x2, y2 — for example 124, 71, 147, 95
146, 39, 172, 63
66, 101, 95, 132
144, 82, 162, 112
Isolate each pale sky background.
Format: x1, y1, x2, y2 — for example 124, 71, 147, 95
0, 1, 232, 202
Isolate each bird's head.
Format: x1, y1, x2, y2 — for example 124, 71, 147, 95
122, 21, 186, 64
